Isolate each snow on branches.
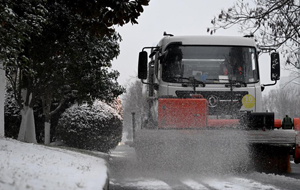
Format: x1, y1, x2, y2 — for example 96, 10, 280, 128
209, 0, 300, 67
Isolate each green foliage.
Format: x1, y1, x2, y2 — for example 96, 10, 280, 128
4, 85, 74, 143
1, 0, 148, 143
1, 0, 145, 109
65, 32, 125, 103
0, 0, 47, 65
51, 0, 150, 36
57, 101, 123, 153
4, 86, 21, 138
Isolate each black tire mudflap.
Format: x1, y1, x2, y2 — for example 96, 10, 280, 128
240, 112, 274, 130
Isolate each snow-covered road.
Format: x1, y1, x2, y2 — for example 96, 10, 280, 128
108, 144, 300, 190
110, 174, 300, 190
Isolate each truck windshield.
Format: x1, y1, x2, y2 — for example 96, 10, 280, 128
161, 45, 259, 84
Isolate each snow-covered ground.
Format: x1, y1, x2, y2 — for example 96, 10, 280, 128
0, 137, 108, 190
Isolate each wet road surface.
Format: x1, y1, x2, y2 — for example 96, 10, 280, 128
108, 144, 300, 190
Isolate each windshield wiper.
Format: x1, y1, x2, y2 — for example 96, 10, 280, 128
163, 76, 181, 82
225, 79, 247, 88
203, 78, 247, 87
164, 76, 206, 87
181, 77, 205, 92
164, 76, 191, 82
164, 76, 206, 92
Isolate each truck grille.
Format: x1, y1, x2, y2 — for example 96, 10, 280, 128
175, 91, 248, 116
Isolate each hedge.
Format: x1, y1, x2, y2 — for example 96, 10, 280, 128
57, 101, 122, 153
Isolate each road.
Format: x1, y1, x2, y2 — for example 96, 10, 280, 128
108, 144, 300, 190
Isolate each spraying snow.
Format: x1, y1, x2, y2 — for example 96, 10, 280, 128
109, 143, 300, 190
134, 128, 251, 175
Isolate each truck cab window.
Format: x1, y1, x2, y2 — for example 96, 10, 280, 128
161, 45, 258, 84
162, 46, 183, 81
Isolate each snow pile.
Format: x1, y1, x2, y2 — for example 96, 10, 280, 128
0, 137, 108, 190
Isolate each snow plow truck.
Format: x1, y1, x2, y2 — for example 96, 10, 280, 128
134, 33, 300, 173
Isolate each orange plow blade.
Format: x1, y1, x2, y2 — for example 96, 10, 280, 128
207, 119, 239, 128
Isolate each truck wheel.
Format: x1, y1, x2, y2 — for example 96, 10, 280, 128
251, 144, 291, 173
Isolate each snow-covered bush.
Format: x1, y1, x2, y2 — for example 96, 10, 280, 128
57, 101, 122, 152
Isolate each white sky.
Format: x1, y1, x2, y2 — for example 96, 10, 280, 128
111, 0, 294, 94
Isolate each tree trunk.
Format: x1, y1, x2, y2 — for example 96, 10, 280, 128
0, 64, 5, 137
17, 106, 37, 143
42, 93, 64, 145
42, 94, 52, 145
44, 115, 51, 145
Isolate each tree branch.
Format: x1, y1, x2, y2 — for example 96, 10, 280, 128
49, 96, 65, 116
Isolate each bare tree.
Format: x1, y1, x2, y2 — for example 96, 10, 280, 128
209, 0, 300, 69
262, 86, 300, 119
122, 79, 148, 139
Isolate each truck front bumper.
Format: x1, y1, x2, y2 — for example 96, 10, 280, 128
247, 129, 297, 145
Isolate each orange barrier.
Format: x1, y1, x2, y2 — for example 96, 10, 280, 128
294, 118, 300, 131
274, 119, 281, 128
158, 98, 208, 129
293, 118, 300, 164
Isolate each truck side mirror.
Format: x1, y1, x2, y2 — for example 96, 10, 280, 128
138, 51, 148, 80
270, 52, 280, 81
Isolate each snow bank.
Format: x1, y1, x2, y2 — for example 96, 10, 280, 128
0, 137, 108, 190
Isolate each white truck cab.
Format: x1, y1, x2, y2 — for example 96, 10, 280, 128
139, 34, 280, 122
135, 34, 300, 168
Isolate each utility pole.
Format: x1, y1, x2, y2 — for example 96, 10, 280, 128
131, 112, 136, 142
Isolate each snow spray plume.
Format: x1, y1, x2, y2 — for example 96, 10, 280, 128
134, 129, 251, 175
